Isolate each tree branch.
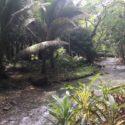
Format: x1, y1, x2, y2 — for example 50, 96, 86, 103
91, 5, 107, 39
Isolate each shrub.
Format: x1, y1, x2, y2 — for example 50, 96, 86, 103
55, 47, 85, 70
48, 74, 125, 125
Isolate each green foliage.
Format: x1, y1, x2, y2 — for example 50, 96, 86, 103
61, 28, 96, 63
0, 0, 33, 61
31, 54, 39, 61
63, 66, 96, 81
93, 0, 125, 58
49, 75, 125, 125
48, 95, 75, 125
55, 47, 85, 70
30, 0, 96, 63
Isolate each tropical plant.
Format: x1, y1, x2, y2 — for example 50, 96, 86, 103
61, 27, 96, 63
0, 0, 28, 77
48, 95, 75, 125
18, 0, 89, 73
49, 74, 125, 125
0, 0, 37, 77
0, 0, 51, 75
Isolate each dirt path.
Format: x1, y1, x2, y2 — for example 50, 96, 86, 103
96, 58, 125, 86
0, 87, 56, 125
0, 58, 125, 125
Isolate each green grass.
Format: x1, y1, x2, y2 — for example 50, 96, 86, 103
62, 66, 97, 80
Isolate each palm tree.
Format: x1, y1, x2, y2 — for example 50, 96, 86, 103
30, 0, 96, 63
0, 0, 33, 77
21, 0, 84, 72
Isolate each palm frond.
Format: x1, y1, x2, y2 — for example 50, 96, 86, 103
48, 17, 76, 39
59, 6, 83, 19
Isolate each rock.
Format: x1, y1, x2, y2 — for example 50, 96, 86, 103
19, 117, 31, 125
10, 100, 17, 105
3, 106, 11, 111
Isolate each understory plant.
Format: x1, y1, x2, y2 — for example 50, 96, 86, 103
48, 74, 125, 125
55, 47, 86, 71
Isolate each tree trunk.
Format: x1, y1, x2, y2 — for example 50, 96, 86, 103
50, 50, 55, 69
0, 53, 7, 79
41, 58, 46, 74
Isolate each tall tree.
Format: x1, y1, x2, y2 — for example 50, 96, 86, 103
94, 0, 125, 61
0, 0, 33, 77
23, 0, 85, 71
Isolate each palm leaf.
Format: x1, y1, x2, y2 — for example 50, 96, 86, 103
59, 6, 83, 19
48, 17, 76, 39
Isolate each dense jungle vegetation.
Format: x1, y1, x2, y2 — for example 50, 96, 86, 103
0, 0, 125, 125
